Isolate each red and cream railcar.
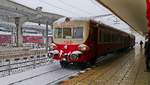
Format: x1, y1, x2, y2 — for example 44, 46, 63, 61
49, 17, 135, 68
0, 27, 12, 45
23, 31, 44, 45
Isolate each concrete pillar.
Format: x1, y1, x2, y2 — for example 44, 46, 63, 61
42, 30, 45, 47
15, 17, 23, 47
11, 27, 16, 46
50, 24, 53, 43
46, 21, 49, 51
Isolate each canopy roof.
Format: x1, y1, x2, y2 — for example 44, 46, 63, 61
0, 0, 63, 24
97, 0, 147, 35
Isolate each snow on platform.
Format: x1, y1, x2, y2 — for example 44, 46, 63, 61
0, 61, 79, 85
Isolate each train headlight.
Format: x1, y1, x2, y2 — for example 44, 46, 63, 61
47, 53, 52, 61
78, 44, 89, 51
70, 54, 79, 59
70, 51, 82, 60
48, 53, 52, 58
50, 43, 57, 50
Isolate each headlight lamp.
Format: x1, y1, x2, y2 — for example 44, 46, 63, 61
50, 43, 57, 50
78, 44, 89, 51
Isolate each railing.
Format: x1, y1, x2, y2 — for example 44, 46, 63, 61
0, 54, 51, 78
0, 47, 50, 78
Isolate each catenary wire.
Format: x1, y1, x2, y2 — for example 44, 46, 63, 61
38, 0, 81, 16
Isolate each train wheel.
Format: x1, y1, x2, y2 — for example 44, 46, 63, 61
60, 61, 69, 68
90, 57, 97, 66
78, 62, 87, 70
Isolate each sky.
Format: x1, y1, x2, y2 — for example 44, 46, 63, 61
11, 0, 132, 33
11, 0, 110, 17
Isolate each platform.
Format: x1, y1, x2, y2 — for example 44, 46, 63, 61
60, 46, 150, 85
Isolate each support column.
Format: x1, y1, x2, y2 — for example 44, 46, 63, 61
46, 21, 49, 51
11, 27, 16, 46
42, 30, 45, 48
15, 17, 23, 47
50, 24, 53, 43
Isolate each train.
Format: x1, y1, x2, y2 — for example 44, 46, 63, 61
48, 17, 135, 68
23, 29, 44, 45
0, 27, 12, 45
0, 26, 52, 46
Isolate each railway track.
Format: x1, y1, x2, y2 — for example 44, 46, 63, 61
8, 66, 62, 85
6, 62, 80, 85
46, 71, 80, 85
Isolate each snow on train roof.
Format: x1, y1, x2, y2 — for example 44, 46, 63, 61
54, 17, 92, 24
23, 22, 51, 29
0, 21, 51, 31
0, 31, 11, 35
54, 17, 112, 26
54, 17, 133, 36
54, 17, 117, 30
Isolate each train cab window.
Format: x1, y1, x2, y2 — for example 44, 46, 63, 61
54, 28, 62, 38
73, 27, 83, 39
63, 28, 72, 39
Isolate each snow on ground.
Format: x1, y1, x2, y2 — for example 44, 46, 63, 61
0, 61, 79, 85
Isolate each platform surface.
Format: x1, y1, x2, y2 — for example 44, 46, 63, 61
60, 47, 150, 85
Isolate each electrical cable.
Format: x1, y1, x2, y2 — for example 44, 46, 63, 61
38, 0, 81, 16
59, 0, 94, 16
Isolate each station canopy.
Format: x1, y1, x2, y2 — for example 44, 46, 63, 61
0, 0, 63, 24
96, 0, 147, 35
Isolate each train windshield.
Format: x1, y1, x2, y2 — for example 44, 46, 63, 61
54, 27, 83, 39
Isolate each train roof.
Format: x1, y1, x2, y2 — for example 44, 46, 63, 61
97, 21, 131, 36
54, 17, 92, 24
54, 17, 134, 37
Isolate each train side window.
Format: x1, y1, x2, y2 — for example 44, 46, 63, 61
91, 28, 97, 41
112, 34, 114, 42
118, 34, 120, 43
116, 34, 119, 43
104, 32, 106, 42
115, 34, 118, 42
119, 36, 122, 43
107, 32, 111, 42
98, 30, 101, 42
112, 33, 116, 43
109, 32, 112, 42
107, 32, 110, 42
104, 32, 108, 42
101, 30, 104, 42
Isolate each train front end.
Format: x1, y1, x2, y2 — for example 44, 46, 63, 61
48, 18, 90, 67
